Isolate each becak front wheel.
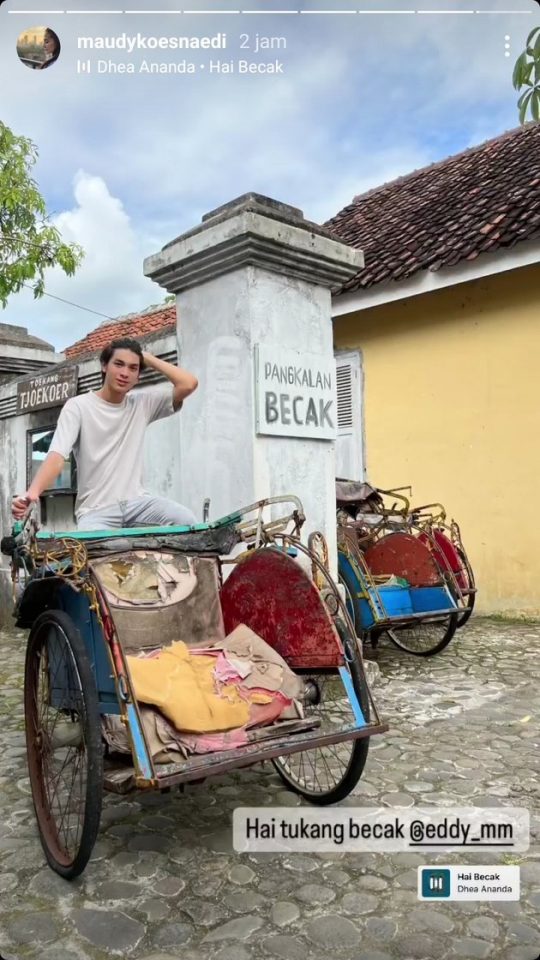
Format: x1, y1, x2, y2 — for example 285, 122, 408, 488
24, 609, 103, 879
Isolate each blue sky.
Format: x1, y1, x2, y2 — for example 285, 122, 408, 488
0, 0, 536, 351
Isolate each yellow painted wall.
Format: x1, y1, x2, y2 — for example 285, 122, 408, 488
334, 262, 540, 617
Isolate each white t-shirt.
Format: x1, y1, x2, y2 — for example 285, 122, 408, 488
49, 385, 177, 518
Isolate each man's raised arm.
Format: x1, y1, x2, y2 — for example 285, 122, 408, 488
142, 352, 198, 411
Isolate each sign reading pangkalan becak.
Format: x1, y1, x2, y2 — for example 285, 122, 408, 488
17, 366, 79, 414
254, 345, 337, 440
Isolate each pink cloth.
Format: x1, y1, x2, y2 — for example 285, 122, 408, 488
171, 727, 248, 754
213, 650, 251, 683
246, 698, 287, 727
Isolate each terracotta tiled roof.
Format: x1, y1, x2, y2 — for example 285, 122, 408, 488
324, 121, 540, 294
63, 303, 176, 359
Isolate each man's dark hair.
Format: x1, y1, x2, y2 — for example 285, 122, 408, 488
99, 338, 145, 384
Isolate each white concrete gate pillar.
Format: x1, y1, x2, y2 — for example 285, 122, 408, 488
144, 193, 364, 578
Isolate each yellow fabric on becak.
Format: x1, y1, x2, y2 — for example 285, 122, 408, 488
126, 641, 250, 733
248, 692, 273, 704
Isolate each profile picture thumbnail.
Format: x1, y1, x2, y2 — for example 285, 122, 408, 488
17, 25, 61, 70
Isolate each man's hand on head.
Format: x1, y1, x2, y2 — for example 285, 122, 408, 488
140, 352, 198, 402
142, 351, 160, 372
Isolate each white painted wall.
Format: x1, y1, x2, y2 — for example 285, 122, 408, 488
140, 333, 184, 508
175, 266, 339, 576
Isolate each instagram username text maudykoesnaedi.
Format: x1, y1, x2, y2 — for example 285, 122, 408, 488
77, 32, 286, 73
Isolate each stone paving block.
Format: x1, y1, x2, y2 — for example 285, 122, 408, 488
71, 908, 146, 952
271, 901, 301, 926
304, 914, 361, 951
261, 934, 310, 960
451, 937, 494, 958
202, 916, 265, 942
7, 912, 59, 945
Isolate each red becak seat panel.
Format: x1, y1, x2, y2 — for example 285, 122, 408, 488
364, 533, 441, 587
220, 548, 344, 669
419, 530, 467, 589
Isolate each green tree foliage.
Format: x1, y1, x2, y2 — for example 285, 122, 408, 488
0, 121, 83, 307
513, 27, 540, 124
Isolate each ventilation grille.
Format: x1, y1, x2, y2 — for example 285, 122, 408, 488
336, 363, 353, 430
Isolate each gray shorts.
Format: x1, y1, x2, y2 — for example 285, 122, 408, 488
76, 495, 197, 531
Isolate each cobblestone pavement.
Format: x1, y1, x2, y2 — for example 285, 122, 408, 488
0, 618, 539, 960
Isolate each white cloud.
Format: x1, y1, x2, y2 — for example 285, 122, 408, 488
2, 172, 160, 351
